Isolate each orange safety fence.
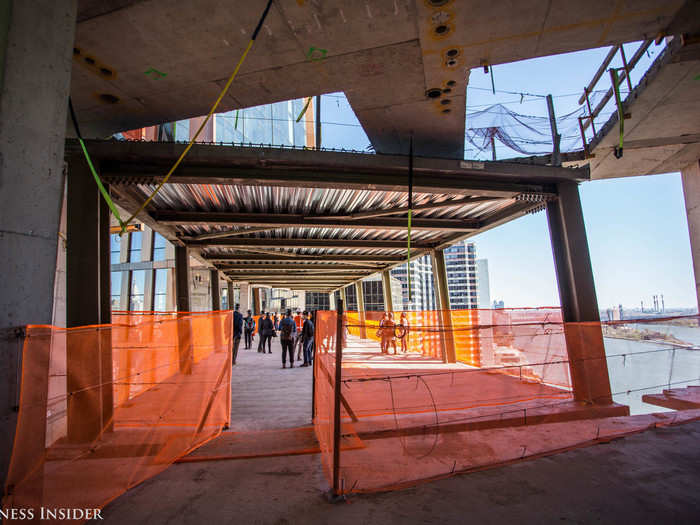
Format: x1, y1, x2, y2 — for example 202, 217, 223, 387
316, 309, 700, 494
4, 311, 233, 522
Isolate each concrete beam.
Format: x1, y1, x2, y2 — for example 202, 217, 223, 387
153, 211, 479, 232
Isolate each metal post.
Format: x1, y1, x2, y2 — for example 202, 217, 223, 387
315, 95, 321, 149
491, 136, 496, 161
355, 281, 367, 339
546, 182, 612, 404
431, 249, 456, 363
546, 94, 562, 167
210, 269, 221, 310
66, 155, 113, 441
227, 281, 234, 310
381, 270, 394, 312
332, 299, 344, 497
175, 245, 193, 374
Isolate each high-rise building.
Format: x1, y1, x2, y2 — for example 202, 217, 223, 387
476, 259, 491, 309
390, 242, 482, 311
444, 241, 479, 309
390, 254, 436, 311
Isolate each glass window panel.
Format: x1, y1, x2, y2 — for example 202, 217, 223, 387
130, 270, 146, 311
153, 269, 168, 311
153, 232, 167, 261
129, 231, 142, 262
110, 234, 121, 264
111, 271, 122, 310
175, 119, 190, 142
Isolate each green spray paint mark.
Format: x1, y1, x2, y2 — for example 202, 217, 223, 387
144, 67, 167, 79
306, 47, 327, 61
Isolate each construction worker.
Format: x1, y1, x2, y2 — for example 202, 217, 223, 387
244, 309, 255, 349
294, 309, 304, 360
381, 312, 397, 355
301, 311, 315, 367
232, 304, 243, 365
256, 311, 266, 353
279, 309, 297, 368
399, 311, 410, 353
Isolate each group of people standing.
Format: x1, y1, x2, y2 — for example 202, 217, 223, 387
232, 305, 316, 369
378, 311, 410, 355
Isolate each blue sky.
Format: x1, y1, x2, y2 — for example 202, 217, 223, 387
316, 42, 697, 311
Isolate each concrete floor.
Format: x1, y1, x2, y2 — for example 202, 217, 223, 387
229, 333, 313, 432
98, 420, 700, 524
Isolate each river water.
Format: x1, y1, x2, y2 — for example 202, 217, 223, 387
604, 323, 700, 414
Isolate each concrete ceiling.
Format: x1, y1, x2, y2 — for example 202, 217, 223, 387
71, 0, 692, 158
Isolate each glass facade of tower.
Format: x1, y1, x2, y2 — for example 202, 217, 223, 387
445, 241, 479, 309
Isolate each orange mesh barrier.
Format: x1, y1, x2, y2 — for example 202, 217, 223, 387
4, 311, 233, 521
316, 310, 700, 494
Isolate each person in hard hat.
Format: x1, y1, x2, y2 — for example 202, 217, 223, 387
294, 309, 304, 360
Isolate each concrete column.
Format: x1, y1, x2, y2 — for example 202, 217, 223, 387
65, 154, 113, 442
355, 281, 367, 339
239, 282, 250, 312
339, 286, 347, 308
381, 270, 394, 312
546, 182, 612, 404
329, 292, 336, 310
210, 269, 221, 310
175, 246, 193, 374
431, 250, 456, 363
0, 0, 77, 481
681, 160, 700, 312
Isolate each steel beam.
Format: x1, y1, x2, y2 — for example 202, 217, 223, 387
210, 269, 220, 310
74, 139, 587, 189
189, 238, 432, 250
431, 249, 456, 364
175, 245, 193, 374
546, 182, 611, 404
382, 270, 394, 312
66, 155, 113, 442
355, 281, 367, 339
153, 211, 479, 232
217, 263, 381, 271
205, 253, 406, 263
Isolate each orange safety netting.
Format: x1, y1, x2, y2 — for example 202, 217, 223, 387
4, 311, 233, 521
315, 309, 700, 494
